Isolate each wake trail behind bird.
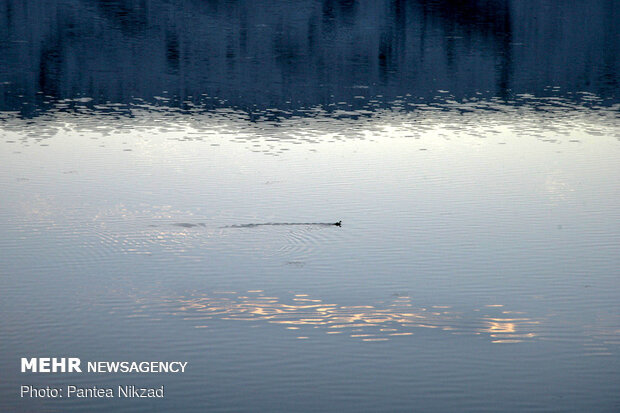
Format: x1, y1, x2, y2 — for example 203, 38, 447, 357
172, 221, 342, 228
224, 221, 342, 228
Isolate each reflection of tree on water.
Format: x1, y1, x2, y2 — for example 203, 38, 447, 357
0, 0, 616, 116
414, 0, 513, 99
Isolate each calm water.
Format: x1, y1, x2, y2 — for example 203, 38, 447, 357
1, 1, 619, 412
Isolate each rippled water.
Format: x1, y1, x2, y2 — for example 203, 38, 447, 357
1, 1, 619, 412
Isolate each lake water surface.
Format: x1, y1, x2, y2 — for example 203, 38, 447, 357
1, 1, 619, 412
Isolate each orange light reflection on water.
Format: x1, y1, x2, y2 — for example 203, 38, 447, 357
162, 291, 540, 343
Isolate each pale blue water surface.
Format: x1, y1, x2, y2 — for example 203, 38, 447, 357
0, 1, 619, 412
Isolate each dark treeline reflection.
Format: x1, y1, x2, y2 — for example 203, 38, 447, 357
0, 0, 617, 116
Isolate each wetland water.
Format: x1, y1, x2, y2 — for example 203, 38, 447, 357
1, 1, 619, 412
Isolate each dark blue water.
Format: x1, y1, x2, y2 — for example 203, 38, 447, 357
0, 0, 617, 116
1, 1, 619, 412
